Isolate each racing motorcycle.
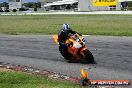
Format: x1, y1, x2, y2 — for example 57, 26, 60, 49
53, 33, 94, 63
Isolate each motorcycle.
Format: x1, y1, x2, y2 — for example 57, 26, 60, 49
53, 33, 94, 63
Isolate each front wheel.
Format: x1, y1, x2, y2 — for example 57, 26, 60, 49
83, 49, 95, 63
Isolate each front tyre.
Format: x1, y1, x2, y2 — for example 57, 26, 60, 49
83, 49, 95, 63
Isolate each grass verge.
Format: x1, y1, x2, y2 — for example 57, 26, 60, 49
0, 68, 80, 88
0, 15, 132, 36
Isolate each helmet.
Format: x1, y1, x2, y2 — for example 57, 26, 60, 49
62, 24, 70, 30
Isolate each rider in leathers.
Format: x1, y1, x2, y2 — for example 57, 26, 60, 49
58, 24, 76, 60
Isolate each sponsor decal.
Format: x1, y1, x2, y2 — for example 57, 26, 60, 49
81, 67, 131, 86
93, 0, 117, 6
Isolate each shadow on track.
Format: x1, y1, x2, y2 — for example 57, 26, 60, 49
67, 59, 97, 64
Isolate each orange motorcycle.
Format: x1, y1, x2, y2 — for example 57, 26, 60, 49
53, 33, 94, 63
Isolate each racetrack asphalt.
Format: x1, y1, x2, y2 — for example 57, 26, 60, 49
0, 35, 132, 81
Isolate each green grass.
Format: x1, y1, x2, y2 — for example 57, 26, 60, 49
0, 15, 132, 36
0, 70, 80, 88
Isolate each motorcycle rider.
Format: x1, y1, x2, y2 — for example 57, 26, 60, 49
58, 24, 76, 59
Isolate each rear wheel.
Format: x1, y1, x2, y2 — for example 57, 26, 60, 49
83, 49, 94, 63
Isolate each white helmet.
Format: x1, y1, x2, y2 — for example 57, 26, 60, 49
62, 24, 70, 30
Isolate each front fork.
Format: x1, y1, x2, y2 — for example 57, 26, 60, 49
80, 46, 87, 58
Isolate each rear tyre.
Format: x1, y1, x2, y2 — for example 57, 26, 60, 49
83, 49, 95, 63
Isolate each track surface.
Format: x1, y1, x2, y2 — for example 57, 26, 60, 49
0, 35, 132, 80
